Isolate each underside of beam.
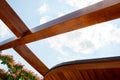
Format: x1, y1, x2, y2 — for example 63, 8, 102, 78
44, 57, 120, 80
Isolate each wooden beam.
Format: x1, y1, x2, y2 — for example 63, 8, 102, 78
46, 57, 120, 74
31, 0, 120, 32
62, 60, 120, 69
1, 0, 120, 50
44, 57, 120, 80
0, 0, 31, 37
0, 0, 48, 75
14, 45, 48, 75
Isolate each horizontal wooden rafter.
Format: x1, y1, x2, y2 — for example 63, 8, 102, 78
0, 0, 120, 50
0, 0, 48, 76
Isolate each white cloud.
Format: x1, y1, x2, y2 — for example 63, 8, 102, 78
47, 22, 120, 56
65, 0, 103, 9
38, 3, 49, 14
39, 16, 50, 24
0, 20, 9, 38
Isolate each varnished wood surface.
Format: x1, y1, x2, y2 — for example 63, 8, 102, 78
1, 0, 120, 50
32, 0, 120, 32
14, 45, 48, 75
0, 0, 48, 76
44, 57, 120, 80
0, 0, 120, 77
0, 0, 31, 37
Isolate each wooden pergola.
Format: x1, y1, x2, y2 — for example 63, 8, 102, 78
0, 0, 120, 80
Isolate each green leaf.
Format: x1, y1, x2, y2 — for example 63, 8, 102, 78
0, 54, 38, 80
0, 78, 3, 80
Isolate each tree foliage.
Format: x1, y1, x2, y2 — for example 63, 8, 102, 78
0, 54, 40, 80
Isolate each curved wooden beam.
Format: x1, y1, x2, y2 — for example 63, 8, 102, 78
44, 57, 120, 80
0, 0, 120, 50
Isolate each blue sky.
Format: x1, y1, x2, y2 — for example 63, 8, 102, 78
0, 0, 120, 78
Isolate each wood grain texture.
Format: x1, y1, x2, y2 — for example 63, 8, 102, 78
44, 57, 120, 80
81, 70, 91, 80
87, 70, 97, 80
0, 0, 120, 78
74, 71, 84, 80
1, 0, 120, 50
51, 60, 120, 71
0, 0, 31, 37
0, 0, 48, 76
111, 69, 120, 80
94, 69, 106, 80
102, 69, 114, 80
14, 45, 48, 75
